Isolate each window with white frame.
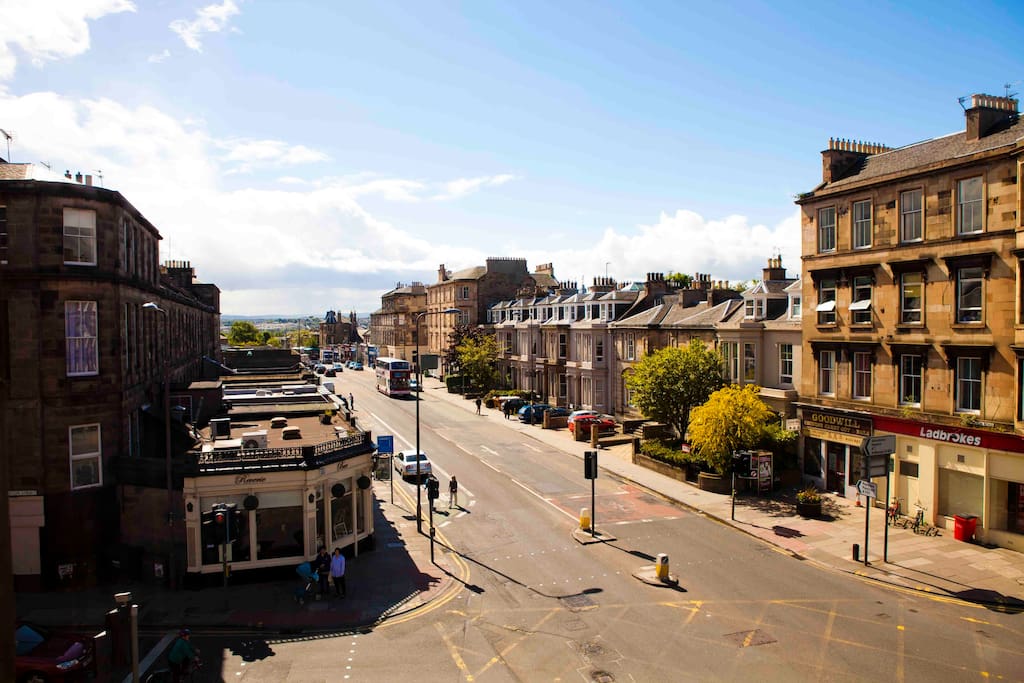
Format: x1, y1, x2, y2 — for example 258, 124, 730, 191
900, 272, 923, 324
790, 295, 801, 318
722, 341, 740, 382
558, 333, 567, 359
65, 300, 98, 376
0, 205, 8, 264
458, 285, 470, 300
625, 333, 635, 360
63, 207, 97, 265
899, 354, 922, 405
459, 310, 470, 325
779, 344, 793, 385
850, 275, 872, 325
816, 278, 837, 325
956, 266, 983, 323
624, 380, 635, 408
819, 350, 835, 396
743, 343, 756, 382
818, 207, 836, 253
745, 299, 755, 318
852, 199, 872, 249
595, 338, 604, 362
957, 177, 983, 235
852, 351, 872, 399
899, 189, 923, 242
69, 423, 102, 489
956, 356, 982, 413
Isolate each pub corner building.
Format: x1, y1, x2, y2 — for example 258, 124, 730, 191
181, 373, 377, 578
799, 405, 1024, 551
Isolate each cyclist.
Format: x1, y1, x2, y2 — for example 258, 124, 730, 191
169, 628, 199, 682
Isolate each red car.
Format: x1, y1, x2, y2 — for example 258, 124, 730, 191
16, 622, 94, 682
568, 415, 616, 435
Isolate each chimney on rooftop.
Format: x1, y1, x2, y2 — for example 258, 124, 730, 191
820, 138, 889, 183
74, 171, 82, 183
965, 93, 1018, 141
762, 256, 786, 282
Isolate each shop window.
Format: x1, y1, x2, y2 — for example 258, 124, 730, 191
331, 480, 353, 541
898, 460, 919, 478
938, 468, 984, 519
803, 437, 822, 477
254, 490, 304, 560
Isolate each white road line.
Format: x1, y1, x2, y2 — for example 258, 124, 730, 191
521, 443, 541, 452
480, 445, 499, 456
368, 412, 414, 450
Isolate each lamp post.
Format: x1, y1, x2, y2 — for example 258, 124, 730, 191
142, 302, 175, 588
414, 308, 460, 533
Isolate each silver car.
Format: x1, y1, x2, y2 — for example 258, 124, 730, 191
394, 450, 432, 479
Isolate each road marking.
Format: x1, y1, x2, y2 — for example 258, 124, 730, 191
480, 445, 499, 456
522, 443, 541, 452
436, 622, 475, 681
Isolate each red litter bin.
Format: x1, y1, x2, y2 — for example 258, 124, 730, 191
953, 514, 978, 542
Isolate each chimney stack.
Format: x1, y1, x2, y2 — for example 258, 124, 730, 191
965, 93, 1018, 141
762, 256, 786, 282
820, 138, 889, 183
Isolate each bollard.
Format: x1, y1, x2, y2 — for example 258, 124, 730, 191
579, 507, 591, 531
852, 543, 860, 562
655, 553, 670, 581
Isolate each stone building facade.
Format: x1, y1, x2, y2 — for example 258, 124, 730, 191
795, 93, 1024, 550
368, 282, 426, 362
0, 163, 221, 588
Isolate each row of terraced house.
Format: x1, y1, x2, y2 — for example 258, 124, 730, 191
370, 92, 1024, 552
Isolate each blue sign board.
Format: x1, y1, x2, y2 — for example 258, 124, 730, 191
377, 435, 394, 454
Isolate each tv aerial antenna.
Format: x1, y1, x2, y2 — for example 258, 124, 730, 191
0, 128, 12, 161
94, 169, 104, 187
1005, 81, 1020, 99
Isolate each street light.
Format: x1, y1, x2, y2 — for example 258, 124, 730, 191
142, 301, 175, 588
414, 307, 460, 533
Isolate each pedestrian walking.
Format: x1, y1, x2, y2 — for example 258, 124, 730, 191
449, 476, 459, 509
349, 393, 355, 410
315, 546, 331, 598
503, 401, 511, 420
330, 547, 347, 598
475, 397, 482, 415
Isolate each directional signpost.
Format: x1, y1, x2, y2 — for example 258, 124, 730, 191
860, 435, 896, 563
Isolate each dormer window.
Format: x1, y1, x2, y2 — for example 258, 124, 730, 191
790, 295, 802, 318
745, 300, 755, 318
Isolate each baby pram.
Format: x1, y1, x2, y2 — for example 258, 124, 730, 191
294, 561, 319, 604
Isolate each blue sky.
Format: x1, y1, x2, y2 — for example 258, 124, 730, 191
2, 1, 1022, 315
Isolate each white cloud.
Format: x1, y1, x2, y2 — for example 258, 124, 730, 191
147, 49, 171, 64
218, 138, 329, 173
0, 89, 800, 315
0, 0, 135, 81
432, 173, 517, 201
169, 0, 241, 53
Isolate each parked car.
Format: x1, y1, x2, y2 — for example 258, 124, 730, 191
325, 368, 337, 377
499, 397, 528, 413
568, 414, 616, 435
567, 409, 600, 425
409, 379, 421, 391
545, 406, 571, 419
518, 403, 552, 423
347, 361, 357, 369
333, 363, 345, 373
16, 622, 94, 682
394, 450, 432, 479
314, 364, 326, 374
352, 362, 364, 371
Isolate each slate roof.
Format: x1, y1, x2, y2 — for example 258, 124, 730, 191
449, 265, 487, 280
821, 116, 1024, 193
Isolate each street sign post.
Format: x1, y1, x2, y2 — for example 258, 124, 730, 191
377, 435, 395, 503
860, 434, 896, 563
857, 479, 878, 499
861, 434, 895, 457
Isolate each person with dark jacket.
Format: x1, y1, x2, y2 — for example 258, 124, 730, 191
168, 628, 198, 682
315, 546, 331, 598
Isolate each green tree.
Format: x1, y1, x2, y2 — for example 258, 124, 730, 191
665, 272, 693, 288
456, 334, 500, 392
227, 320, 261, 346
625, 340, 725, 437
444, 323, 489, 374
688, 384, 774, 474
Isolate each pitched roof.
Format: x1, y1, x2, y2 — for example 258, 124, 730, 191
822, 117, 1024, 192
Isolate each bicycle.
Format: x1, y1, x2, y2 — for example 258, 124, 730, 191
887, 497, 905, 527
910, 502, 940, 536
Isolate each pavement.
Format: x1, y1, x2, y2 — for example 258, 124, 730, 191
17, 378, 1024, 642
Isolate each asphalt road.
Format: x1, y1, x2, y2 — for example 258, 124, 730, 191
186, 373, 1024, 682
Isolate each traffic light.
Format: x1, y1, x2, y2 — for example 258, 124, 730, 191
212, 504, 227, 544
231, 505, 245, 542
584, 450, 598, 480
426, 477, 440, 500
732, 451, 751, 476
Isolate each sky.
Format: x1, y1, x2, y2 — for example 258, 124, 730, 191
2, 1, 1023, 316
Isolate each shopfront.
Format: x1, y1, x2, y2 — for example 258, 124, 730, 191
873, 416, 1024, 551
182, 454, 374, 574
799, 405, 873, 498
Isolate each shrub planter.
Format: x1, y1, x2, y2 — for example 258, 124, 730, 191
632, 452, 688, 484
796, 501, 822, 518
698, 472, 731, 494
